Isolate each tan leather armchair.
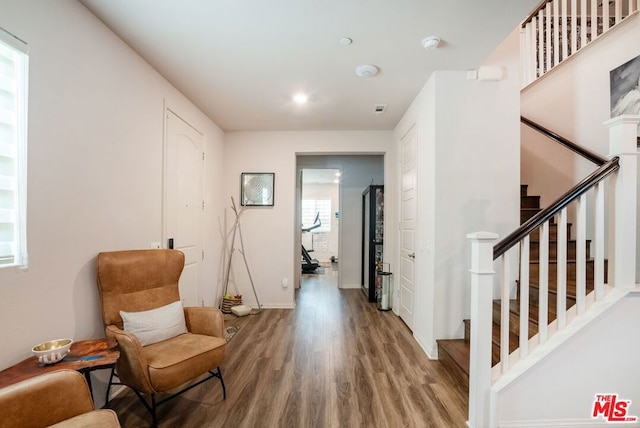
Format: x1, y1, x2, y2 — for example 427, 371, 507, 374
96, 249, 226, 427
0, 369, 120, 428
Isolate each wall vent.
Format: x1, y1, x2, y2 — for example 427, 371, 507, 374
373, 104, 387, 114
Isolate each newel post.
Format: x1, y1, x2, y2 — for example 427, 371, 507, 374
467, 231, 498, 428
605, 115, 640, 287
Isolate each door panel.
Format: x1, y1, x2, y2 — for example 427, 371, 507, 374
400, 257, 414, 282
399, 124, 417, 329
401, 199, 416, 220
164, 109, 204, 307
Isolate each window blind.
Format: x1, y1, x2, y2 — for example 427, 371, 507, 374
301, 199, 331, 233
0, 28, 28, 268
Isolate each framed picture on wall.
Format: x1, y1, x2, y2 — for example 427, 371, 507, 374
241, 172, 275, 206
610, 54, 640, 118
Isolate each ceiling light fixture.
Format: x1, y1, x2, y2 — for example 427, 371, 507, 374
355, 64, 379, 77
421, 36, 441, 50
293, 93, 308, 104
339, 37, 353, 46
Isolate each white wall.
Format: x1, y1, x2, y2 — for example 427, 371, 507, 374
495, 292, 640, 426
223, 132, 392, 308
395, 28, 522, 357
0, 0, 225, 375
395, 76, 437, 355
522, 14, 640, 163
521, 13, 640, 280
433, 65, 522, 348
339, 158, 384, 289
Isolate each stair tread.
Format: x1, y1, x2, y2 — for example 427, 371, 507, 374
441, 186, 605, 375
437, 339, 470, 375
500, 282, 596, 325
491, 320, 520, 352
507, 299, 555, 325
493, 298, 552, 327
530, 278, 595, 297
521, 195, 541, 209
528, 258, 598, 264
531, 277, 594, 286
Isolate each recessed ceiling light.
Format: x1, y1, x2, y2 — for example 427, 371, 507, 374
293, 93, 308, 104
422, 36, 441, 50
355, 64, 379, 77
339, 37, 353, 46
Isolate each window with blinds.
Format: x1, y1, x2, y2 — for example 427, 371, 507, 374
301, 199, 331, 233
0, 28, 28, 268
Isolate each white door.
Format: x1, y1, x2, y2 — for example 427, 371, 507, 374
164, 109, 204, 307
399, 124, 417, 329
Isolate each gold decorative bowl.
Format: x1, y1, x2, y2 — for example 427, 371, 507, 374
32, 338, 73, 364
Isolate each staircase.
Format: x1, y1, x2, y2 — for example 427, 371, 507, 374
437, 184, 604, 384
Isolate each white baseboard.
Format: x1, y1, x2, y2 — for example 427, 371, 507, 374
414, 334, 438, 360
340, 283, 361, 289
109, 384, 127, 400
257, 303, 296, 309
500, 418, 615, 427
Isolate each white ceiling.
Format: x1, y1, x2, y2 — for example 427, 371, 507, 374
80, 0, 539, 132
302, 168, 340, 185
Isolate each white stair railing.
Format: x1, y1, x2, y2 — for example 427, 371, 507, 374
521, 0, 638, 86
467, 115, 639, 428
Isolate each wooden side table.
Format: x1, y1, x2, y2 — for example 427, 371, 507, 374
0, 338, 119, 405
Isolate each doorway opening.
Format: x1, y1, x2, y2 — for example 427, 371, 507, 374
295, 154, 385, 294
300, 168, 340, 282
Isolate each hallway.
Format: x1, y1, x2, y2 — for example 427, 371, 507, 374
108, 267, 468, 427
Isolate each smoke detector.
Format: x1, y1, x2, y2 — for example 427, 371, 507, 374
422, 36, 441, 50
355, 64, 379, 77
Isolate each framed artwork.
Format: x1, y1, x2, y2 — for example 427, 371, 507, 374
610, 54, 640, 118
241, 172, 275, 206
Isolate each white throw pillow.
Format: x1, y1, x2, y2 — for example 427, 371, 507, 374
120, 301, 188, 346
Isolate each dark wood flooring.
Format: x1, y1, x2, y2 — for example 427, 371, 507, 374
107, 267, 468, 427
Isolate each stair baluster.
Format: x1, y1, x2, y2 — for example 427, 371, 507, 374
521, 0, 638, 86
538, 220, 550, 344
594, 181, 605, 300
463, 116, 639, 428
556, 208, 568, 329
519, 237, 530, 357
499, 254, 510, 373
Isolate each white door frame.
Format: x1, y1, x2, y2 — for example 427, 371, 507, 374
295, 159, 344, 289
